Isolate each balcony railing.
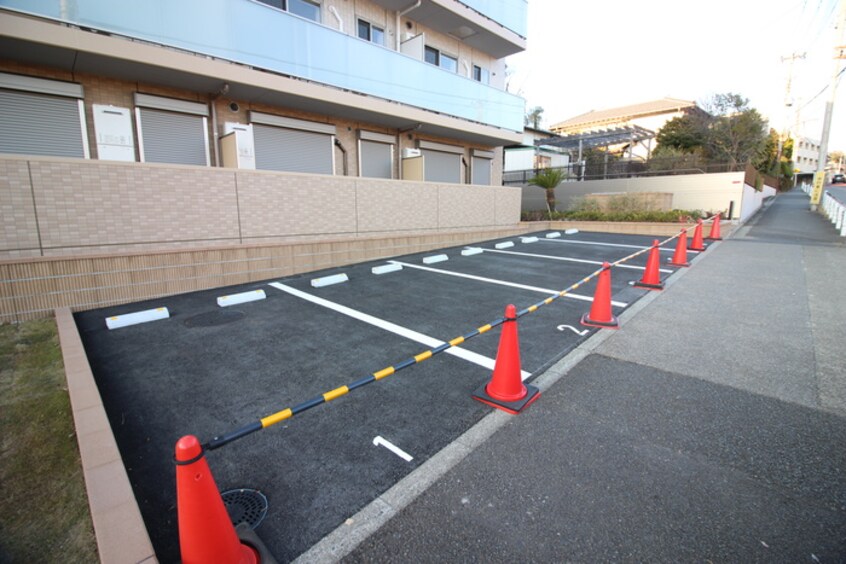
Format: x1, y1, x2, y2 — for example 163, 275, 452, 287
0, 0, 524, 132
460, 0, 527, 38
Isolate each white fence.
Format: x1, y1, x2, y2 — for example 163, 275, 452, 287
821, 191, 846, 237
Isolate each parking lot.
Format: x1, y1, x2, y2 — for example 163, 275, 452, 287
74, 229, 699, 562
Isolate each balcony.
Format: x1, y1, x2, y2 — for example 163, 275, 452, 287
370, 0, 526, 57
0, 0, 524, 135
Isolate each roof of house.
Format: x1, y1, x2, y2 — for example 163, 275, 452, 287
550, 97, 698, 132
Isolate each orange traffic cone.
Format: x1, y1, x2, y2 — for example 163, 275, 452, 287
634, 240, 664, 291
689, 219, 706, 251
668, 230, 690, 267
176, 435, 259, 564
472, 304, 540, 414
580, 262, 619, 329
707, 213, 723, 240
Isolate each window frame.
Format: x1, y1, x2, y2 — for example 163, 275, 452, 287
357, 18, 385, 45
472, 64, 490, 84
255, 0, 320, 23
424, 46, 459, 73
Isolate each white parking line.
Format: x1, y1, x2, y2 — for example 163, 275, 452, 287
388, 261, 627, 308
480, 247, 674, 274
539, 237, 700, 254
268, 282, 531, 380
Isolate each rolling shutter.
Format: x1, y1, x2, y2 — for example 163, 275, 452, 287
253, 124, 333, 174
421, 149, 461, 183
471, 150, 494, 185
137, 108, 208, 166
0, 89, 86, 158
360, 139, 393, 179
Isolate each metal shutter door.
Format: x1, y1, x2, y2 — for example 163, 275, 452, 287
472, 156, 492, 185
139, 108, 207, 165
422, 149, 460, 183
360, 140, 392, 179
253, 124, 333, 174
0, 90, 85, 158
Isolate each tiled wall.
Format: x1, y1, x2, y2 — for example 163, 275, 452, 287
0, 155, 524, 321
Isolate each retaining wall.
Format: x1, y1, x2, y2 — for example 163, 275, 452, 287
521, 172, 748, 217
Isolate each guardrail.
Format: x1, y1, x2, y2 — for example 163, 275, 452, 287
821, 191, 846, 236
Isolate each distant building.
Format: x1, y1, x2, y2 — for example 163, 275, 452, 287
549, 98, 707, 160
793, 136, 821, 175
503, 126, 570, 177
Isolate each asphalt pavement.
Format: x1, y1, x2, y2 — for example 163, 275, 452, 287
322, 188, 846, 563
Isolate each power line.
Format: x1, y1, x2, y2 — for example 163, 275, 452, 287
800, 65, 846, 109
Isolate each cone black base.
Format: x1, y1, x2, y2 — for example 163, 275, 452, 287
705, 237, 722, 241
633, 280, 664, 291
236, 523, 278, 564
667, 260, 689, 267
472, 382, 540, 414
689, 245, 707, 251
580, 313, 619, 329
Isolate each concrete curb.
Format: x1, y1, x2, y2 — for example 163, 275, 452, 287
55, 308, 158, 564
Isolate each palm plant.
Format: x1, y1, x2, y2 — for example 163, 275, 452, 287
527, 168, 565, 219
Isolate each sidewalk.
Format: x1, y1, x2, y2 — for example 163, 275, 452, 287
339, 189, 846, 562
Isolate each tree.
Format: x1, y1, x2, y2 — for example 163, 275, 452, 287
701, 93, 768, 167
655, 114, 707, 153
527, 167, 565, 218
653, 93, 769, 170
525, 106, 544, 129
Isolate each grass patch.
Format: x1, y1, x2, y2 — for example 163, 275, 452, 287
0, 318, 98, 563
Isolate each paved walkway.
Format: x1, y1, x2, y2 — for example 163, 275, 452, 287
335, 189, 846, 562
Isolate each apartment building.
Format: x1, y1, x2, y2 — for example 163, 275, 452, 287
793, 137, 821, 175
0, 0, 525, 183
0, 0, 531, 322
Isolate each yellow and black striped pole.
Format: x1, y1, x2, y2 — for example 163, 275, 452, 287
203, 218, 715, 451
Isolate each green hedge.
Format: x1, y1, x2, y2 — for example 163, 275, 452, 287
521, 209, 708, 222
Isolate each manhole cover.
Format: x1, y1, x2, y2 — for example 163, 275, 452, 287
221, 488, 268, 530
183, 309, 245, 328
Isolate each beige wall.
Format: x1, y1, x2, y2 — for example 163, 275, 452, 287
522, 172, 747, 218
0, 155, 521, 258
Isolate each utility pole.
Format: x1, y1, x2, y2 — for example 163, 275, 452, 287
777, 52, 805, 180
812, 0, 846, 210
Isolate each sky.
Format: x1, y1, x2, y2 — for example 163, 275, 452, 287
505, 0, 846, 152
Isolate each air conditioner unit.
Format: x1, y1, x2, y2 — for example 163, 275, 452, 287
402, 148, 421, 158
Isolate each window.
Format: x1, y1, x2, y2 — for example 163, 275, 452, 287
471, 150, 494, 185
0, 73, 89, 159
419, 141, 462, 183
424, 46, 458, 73
359, 131, 394, 179
440, 53, 458, 73
256, 0, 320, 22
250, 112, 335, 174
357, 19, 384, 45
472, 65, 490, 84
134, 94, 209, 166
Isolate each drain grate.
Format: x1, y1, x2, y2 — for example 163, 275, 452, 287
221, 488, 268, 530
183, 309, 245, 328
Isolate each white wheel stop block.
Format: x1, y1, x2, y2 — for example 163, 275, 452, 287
372, 263, 403, 275
495, 241, 515, 249
423, 254, 449, 264
565, 228, 580, 235
521, 236, 539, 243
106, 307, 170, 330
217, 289, 266, 307
311, 273, 349, 288
461, 247, 484, 256
545, 232, 562, 238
